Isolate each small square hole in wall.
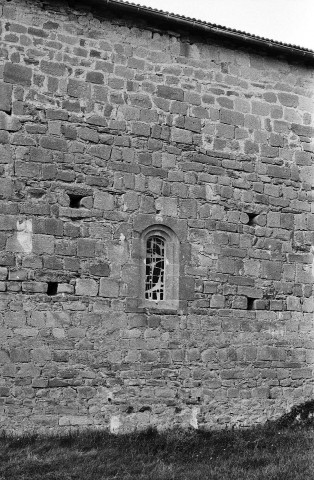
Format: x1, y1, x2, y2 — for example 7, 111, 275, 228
68, 194, 84, 208
247, 297, 256, 310
247, 213, 258, 226
47, 282, 58, 296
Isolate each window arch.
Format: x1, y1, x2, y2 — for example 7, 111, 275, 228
139, 225, 179, 310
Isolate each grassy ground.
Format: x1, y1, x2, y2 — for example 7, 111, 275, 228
0, 423, 313, 480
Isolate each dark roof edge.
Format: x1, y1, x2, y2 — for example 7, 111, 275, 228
102, 0, 314, 63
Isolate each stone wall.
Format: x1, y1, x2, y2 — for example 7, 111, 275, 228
0, 0, 313, 432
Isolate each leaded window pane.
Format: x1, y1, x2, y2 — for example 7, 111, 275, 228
145, 236, 165, 301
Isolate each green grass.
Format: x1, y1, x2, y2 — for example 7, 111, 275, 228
0, 423, 313, 480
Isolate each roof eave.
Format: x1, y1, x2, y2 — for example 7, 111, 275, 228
96, 0, 314, 63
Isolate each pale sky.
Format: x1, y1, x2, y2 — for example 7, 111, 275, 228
134, 0, 314, 50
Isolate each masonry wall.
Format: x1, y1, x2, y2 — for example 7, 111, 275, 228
0, 0, 313, 433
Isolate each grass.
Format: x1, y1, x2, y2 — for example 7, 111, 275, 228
0, 423, 313, 479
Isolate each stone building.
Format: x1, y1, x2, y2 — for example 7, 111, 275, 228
0, 0, 313, 433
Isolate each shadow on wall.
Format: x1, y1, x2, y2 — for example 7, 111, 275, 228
273, 399, 314, 428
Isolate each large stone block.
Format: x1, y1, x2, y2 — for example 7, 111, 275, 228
0, 387, 10, 397
261, 261, 282, 281
39, 136, 68, 152
220, 108, 244, 126
77, 239, 96, 257
0, 112, 21, 131
156, 85, 184, 101
3, 62, 32, 86
75, 278, 99, 296
40, 60, 67, 76
210, 295, 225, 308
94, 192, 114, 210
0, 83, 12, 112
278, 92, 299, 108
32, 235, 54, 255
171, 127, 192, 144
99, 278, 119, 297
89, 145, 112, 160
89, 263, 110, 277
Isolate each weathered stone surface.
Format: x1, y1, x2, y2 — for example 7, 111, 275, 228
0, 112, 21, 132
75, 278, 99, 296
0, 0, 312, 436
99, 278, 119, 297
0, 83, 13, 112
89, 263, 110, 277
3, 62, 32, 86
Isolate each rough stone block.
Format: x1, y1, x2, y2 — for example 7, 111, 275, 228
171, 127, 192, 144
252, 101, 270, 116
89, 145, 112, 160
156, 85, 184, 101
210, 295, 225, 308
132, 122, 150, 137
99, 278, 119, 297
287, 296, 301, 311
94, 192, 114, 210
0, 83, 13, 112
77, 239, 96, 257
0, 112, 21, 131
39, 136, 68, 152
238, 286, 263, 298
267, 165, 291, 178
78, 127, 99, 143
85, 71, 104, 84
220, 108, 244, 126
0, 387, 10, 397
33, 235, 54, 255
267, 211, 280, 227
232, 296, 247, 309
32, 379, 48, 388
123, 191, 139, 211
155, 197, 177, 216
261, 261, 282, 281
0, 267, 8, 280
129, 93, 152, 109
291, 123, 314, 138
270, 300, 283, 311
75, 278, 99, 296
0, 253, 15, 266
57, 284, 74, 294
0, 215, 16, 231
8, 270, 27, 281
216, 123, 235, 139
40, 60, 67, 76
22, 282, 47, 293
253, 299, 267, 310
258, 346, 286, 361
3, 62, 32, 86
278, 92, 299, 108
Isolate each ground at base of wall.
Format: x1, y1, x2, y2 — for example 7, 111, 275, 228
1, 423, 313, 480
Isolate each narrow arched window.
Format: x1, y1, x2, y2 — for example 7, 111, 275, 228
139, 225, 180, 310
145, 236, 165, 301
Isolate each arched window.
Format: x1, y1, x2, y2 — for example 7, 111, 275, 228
139, 225, 179, 310
145, 235, 165, 301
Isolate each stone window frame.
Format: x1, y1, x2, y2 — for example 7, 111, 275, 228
139, 224, 180, 310
126, 214, 193, 314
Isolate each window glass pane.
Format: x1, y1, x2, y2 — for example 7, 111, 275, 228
145, 236, 165, 301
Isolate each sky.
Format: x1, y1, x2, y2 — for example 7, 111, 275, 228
133, 0, 314, 50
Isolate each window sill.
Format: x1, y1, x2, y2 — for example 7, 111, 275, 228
125, 298, 186, 314
139, 299, 179, 312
